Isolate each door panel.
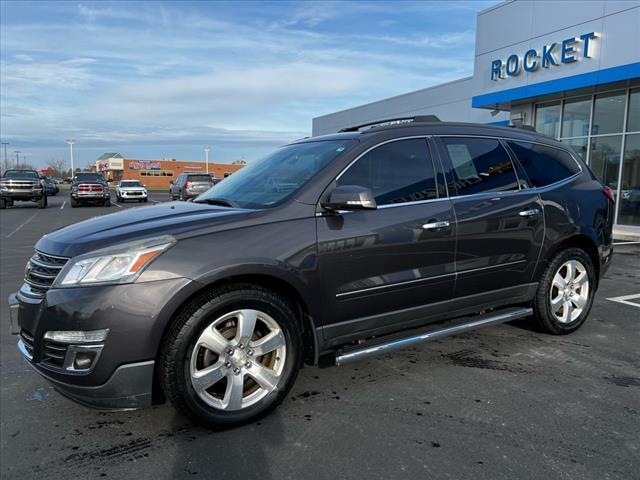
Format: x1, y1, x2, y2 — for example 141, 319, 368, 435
316, 137, 456, 334
436, 136, 544, 297
317, 201, 456, 326
451, 191, 544, 296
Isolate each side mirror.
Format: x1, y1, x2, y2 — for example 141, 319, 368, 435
322, 185, 377, 211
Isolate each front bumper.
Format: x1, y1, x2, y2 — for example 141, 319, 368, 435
9, 277, 194, 409
71, 192, 110, 199
1, 188, 44, 200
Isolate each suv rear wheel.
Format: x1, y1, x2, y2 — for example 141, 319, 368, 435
533, 248, 596, 335
159, 284, 302, 428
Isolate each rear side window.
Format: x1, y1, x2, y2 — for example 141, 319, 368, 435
507, 141, 581, 187
337, 138, 437, 205
441, 137, 519, 195
188, 175, 212, 182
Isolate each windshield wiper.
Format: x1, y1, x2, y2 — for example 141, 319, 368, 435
194, 198, 239, 208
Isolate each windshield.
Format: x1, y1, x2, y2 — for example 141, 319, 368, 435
120, 181, 142, 187
74, 173, 103, 181
196, 140, 354, 208
3, 170, 39, 179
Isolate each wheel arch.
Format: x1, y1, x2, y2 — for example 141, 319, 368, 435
537, 233, 601, 286
152, 271, 320, 404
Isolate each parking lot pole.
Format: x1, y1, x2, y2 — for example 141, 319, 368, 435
204, 145, 210, 174
66, 139, 76, 175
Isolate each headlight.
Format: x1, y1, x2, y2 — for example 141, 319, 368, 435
54, 236, 174, 287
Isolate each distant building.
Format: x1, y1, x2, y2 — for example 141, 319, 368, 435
95, 154, 244, 188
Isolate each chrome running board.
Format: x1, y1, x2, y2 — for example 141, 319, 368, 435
334, 307, 532, 366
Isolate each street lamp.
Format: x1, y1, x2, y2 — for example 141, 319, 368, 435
14, 150, 21, 168
66, 139, 76, 174
204, 145, 210, 174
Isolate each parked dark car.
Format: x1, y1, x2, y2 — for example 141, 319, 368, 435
70, 172, 110, 207
0, 169, 47, 209
8, 117, 614, 428
170, 173, 218, 200
43, 177, 59, 196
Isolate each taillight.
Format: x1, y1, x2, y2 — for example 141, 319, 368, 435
184, 182, 189, 189
602, 186, 616, 203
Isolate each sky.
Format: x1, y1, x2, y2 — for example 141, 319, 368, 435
0, 0, 498, 170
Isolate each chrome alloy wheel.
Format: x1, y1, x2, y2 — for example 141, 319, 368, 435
189, 309, 286, 411
549, 260, 590, 324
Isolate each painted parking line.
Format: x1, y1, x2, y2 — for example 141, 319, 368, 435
149, 199, 160, 203
110, 201, 122, 208
613, 241, 640, 245
5, 212, 38, 239
60, 201, 66, 210
607, 293, 640, 308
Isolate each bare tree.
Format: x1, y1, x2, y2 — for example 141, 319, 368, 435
47, 158, 67, 176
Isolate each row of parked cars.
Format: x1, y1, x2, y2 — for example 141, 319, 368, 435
0, 169, 222, 209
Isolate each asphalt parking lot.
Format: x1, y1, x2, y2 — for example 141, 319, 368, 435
1, 192, 638, 480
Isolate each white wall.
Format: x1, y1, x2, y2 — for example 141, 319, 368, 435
312, 77, 508, 136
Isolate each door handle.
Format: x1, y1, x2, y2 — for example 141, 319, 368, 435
422, 220, 450, 230
518, 208, 540, 217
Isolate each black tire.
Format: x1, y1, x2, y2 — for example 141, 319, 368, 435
159, 283, 302, 429
179, 190, 185, 201
533, 247, 596, 335
104, 199, 111, 207
143, 198, 148, 203
37, 195, 47, 209
70, 198, 78, 208
0, 197, 5, 209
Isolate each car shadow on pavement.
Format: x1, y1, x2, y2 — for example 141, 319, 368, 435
169, 408, 285, 479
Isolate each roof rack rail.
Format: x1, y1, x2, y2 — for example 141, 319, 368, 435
339, 115, 441, 133
507, 124, 537, 133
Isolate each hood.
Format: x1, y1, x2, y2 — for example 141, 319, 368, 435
36, 201, 253, 258
1, 175, 40, 182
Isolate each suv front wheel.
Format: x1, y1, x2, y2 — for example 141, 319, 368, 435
533, 248, 596, 335
159, 284, 302, 428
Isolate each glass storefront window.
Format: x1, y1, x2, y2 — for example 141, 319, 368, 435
590, 136, 622, 190
535, 102, 560, 138
562, 97, 591, 138
619, 134, 640, 226
592, 92, 626, 135
563, 137, 588, 161
627, 88, 640, 133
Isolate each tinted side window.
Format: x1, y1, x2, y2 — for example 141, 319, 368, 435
337, 138, 437, 205
507, 141, 581, 187
441, 137, 519, 195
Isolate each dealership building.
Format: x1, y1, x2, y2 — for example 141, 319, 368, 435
95, 153, 244, 189
313, 0, 640, 235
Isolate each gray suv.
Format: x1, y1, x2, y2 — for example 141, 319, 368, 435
8, 116, 614, 429
170, 173, 218, 200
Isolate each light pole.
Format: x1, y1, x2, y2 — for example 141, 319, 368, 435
14, 150, 21, 168
204, 145, 210, 174
1, 142, 8, 170
66, 139, 76, 175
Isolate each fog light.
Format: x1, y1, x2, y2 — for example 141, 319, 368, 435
44, 329, 109, 343
73, 351, 97, 370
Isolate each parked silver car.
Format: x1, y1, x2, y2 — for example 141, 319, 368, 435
116, 180, 148, 203
169, 173, 218, 200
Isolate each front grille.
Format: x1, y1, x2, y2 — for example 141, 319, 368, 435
2, 181, 37, 190
42, 340, 68, 369
20, 330, 35, 358
24, 251, 69, 296
78, 183, 103, 192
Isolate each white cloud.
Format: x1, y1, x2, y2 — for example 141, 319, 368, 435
14, 53, 33, 62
